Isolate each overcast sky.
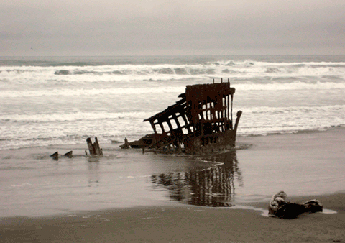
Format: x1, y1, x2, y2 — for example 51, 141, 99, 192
1, 0, 344, 56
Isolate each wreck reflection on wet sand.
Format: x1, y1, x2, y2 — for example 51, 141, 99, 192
151, 151, 243, 207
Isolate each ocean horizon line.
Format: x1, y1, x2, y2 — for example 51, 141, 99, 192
2, 54, 345, 58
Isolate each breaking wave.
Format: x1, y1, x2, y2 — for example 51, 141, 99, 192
1, 59, 345, 85
0, 111, 149, 122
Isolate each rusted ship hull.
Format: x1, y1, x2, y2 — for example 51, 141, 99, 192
122, 80, 242, 154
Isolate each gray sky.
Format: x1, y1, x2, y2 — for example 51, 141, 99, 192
1, 0, 345, 56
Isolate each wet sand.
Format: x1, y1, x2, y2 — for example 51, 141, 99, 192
0, 193, 344, 243
1, 127, 345, 242
235, 127, 345, 200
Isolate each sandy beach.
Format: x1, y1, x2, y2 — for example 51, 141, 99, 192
0, 193, 344, 243
0, 127, 344, 242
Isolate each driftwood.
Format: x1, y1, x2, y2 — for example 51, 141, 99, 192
48, 137, 102, 160
269, 200, 323, 219
64, 151, 73, 158
50, 151, 73, 160
86, 137, 103, 156
50, 152, 59, 160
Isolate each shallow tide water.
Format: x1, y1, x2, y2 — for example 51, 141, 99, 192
1, 128, 344, 217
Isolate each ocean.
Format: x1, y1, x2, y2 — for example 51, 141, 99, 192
1, 55, 344, 150
1, 55, 344, 217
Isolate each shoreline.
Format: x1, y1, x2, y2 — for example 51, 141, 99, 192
1, 125, 344, 152
1, 191, 343, 220
1, 127, 345, 217
1, 192, 344, 243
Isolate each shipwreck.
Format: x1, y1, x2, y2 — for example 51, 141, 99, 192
122, 79, 242, 154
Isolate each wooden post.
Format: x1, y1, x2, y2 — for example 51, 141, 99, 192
86, 137, 103, 156
94, 137, 103, 155
86, 137, 94, 155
